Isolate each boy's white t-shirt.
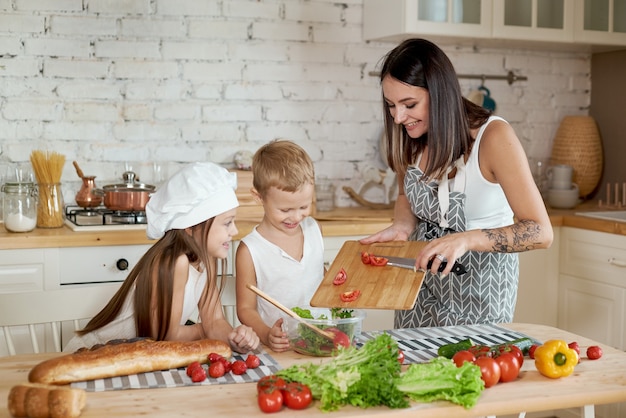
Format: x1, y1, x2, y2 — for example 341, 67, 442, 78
240, 216, 325, 326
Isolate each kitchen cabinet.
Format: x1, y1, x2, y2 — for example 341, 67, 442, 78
492, 0, 575, 42
574, 0, 626, 46
363, 0, 493, 42
557, 226, 626, 418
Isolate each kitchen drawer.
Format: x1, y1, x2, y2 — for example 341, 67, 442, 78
0, 249, 46, 293
57, 245, 152, 285
559, 227, 626, 287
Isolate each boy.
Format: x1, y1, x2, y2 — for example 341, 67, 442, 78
235, 140, 324, 352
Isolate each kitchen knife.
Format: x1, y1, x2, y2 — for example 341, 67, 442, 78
372, 254, 468, 275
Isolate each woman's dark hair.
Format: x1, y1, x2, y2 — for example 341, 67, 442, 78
379, 38, 490, 179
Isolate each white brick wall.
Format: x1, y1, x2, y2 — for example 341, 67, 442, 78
0, 0, 591, 208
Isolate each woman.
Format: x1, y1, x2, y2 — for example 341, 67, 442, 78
361, 39, 553, 328
64, 162, 260, 353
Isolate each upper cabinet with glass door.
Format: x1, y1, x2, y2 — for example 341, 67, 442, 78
574, 0, 626, 45
492, 0, 575, 42
363, 0, 493, 42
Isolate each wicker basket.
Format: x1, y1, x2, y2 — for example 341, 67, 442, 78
550, 116, 603, 198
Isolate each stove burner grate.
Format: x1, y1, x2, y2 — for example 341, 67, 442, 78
65, 205, 147, 226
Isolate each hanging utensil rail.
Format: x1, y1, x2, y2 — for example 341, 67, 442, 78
368, 70, 527, 85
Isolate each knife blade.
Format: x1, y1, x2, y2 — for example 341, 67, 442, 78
372, 254, 467, 275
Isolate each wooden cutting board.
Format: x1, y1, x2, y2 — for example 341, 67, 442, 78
310, 240, 427, 310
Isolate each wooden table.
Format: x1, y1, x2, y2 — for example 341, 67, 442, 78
2, 323, 625, 418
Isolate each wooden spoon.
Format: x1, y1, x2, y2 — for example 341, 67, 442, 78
246, 284, 335, 341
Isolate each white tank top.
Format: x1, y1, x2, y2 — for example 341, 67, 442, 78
241, 216, 325, 326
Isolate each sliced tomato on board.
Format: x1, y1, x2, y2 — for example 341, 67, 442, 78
361, 251, 371, 264
369, 255, 388, 266
332, 267, 347, 285
340, 289, 361, 302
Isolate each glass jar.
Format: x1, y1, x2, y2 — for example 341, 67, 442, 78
2, 182, 38, 232
37, 182, 65, 228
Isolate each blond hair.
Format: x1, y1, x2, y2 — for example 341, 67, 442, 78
252, 139, 315, 197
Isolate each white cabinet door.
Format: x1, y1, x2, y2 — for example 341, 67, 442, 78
514, 228, 560, 327
492, 0, 575, 42
574, 0, 626, 46
363, 0, 493, 42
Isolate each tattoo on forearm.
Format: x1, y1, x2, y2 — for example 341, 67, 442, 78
482, 220, 542, 253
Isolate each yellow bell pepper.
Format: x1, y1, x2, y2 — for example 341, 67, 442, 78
534, 339, 578, 379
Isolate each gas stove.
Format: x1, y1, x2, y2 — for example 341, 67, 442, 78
64, 205, 148, 231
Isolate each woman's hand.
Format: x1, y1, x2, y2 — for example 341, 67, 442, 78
228, 324, 260, 354
359, 224, 410, 244
266, 318, 290, 353
415, 231, 475, 276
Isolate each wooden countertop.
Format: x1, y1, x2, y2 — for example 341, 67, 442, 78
1, 323, 625, 417
1, 202, 625, 250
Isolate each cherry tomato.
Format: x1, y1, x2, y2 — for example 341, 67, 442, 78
281, 382, 313, 410
568, 341, 580, 354
208, 361, 226, 378
452, 350, 476, 367
397, 349, 405, 365
231, 359, 248, 375
258, 387, 284, 413
333, 268, 347, 285
495, 352, 520, 383
587, 345, 603, 360
257, 375, 287, 393
190, 366, 207, 382
220, 357, 232, 373
327, 327, 351, 349
528, 344, 539, 359
361, 251, 371, 264
246, 354, 261, 369
208, 352, 224, 363
339, 289, 361, 302
469, 344, 492, 358
475, 356, 501, 388
186, 361, 202, 377
369, 255, 388, 266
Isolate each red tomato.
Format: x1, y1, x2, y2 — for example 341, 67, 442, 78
257, 375, 287, 393
568, 341, 580, 354
397, 349, 405, 364
186, 361, 202, 377
208, 352, 224, 363
528, 344, 539, 359
497, 344, 524, 368
220, 357, 232, 373
281, 382, 313, 410
361, 251, 371, 264
326, 327, 351, 349
332, 268, 347, 285
258, 387, 284, 413
469, 345, 492, 358
495, 352, 520, 383
452, 350, 476, 367
587, 345, 603, 360
246, 354, 261, 369
475, 356, 501, 388
208, 361, 226, 378
369, 256, 389, 266
190, 366, 207, 382
231, 359, 248, 375
339, 289, 361, 302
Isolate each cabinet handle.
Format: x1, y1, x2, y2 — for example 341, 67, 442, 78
608, 257, 626, 268
116, 258, 130, 271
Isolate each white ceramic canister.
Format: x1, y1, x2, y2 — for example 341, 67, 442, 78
2, 182, 38, 232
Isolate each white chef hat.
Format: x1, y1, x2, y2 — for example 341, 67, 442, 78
146, 162, 239, 240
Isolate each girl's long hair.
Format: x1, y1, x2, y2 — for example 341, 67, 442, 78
77, 218, 223, 341
379, 38, 491, 179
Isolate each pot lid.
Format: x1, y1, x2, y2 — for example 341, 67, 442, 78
102, 171, 155, 192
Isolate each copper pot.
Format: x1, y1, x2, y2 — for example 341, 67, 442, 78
94, 172, 155, 211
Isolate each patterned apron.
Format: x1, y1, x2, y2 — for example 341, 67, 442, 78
395, 160, 519, 329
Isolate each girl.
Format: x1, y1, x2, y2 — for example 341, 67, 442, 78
64, 162, 259, 353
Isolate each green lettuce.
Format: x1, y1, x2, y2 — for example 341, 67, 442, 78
396, 357, 485, 409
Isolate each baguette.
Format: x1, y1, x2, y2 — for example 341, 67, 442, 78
7, 383, 86, 418
28, 338, 231, 385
